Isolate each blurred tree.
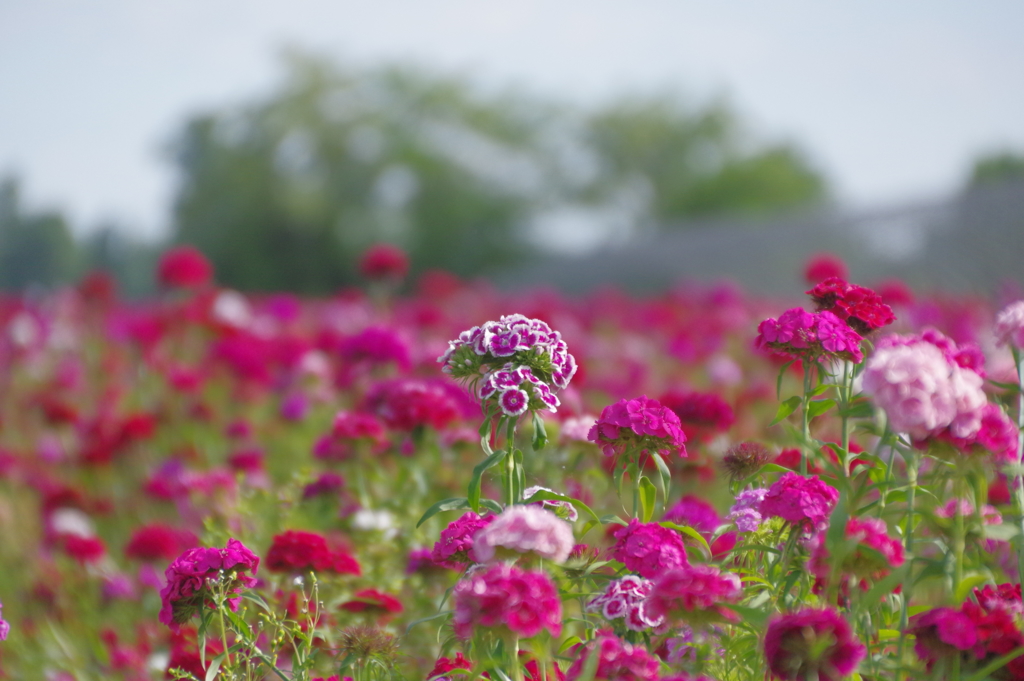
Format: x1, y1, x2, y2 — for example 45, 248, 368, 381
584, 96, 827, 224
169, 52, 563, 293
968, 150, 1024, 187
0, 177, 80, 291
168, 53, 829, 292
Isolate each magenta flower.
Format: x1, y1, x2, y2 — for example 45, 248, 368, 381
0, 601, 9, 641
756, 308, 864, 363
906, 607, 979, 668
473, 505, 575, 564
806, 277, 896, 335
588, 396, 687, 460
808, 517, 903, 587
451, 563, 561, 639
612, 519, 689, 579
158, 538, 260, 630
764, 608, 865, 681
646, 564, 743, 626
565, 634, 661, 681
760, 473, 838, 534
431, 512, 495, 569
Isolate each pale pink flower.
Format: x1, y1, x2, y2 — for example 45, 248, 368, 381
473, 505, 574, 564
995, 301, 1024, 349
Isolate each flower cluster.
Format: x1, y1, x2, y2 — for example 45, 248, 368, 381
473, 505, 575, 564
809, 517, 903, 589
265, 530, 361, 575
806, 277, 896, 335
658, 390, 735, 443
995, 300, 1024, 349
438, 314, 577, 417
159, 539, 260, 630
647, 564, 743, 626
760, 473, 839, 534
764, 608, 866, 681
565, 633, 661, 681
728, 488, 768, 532
588, 395, 688, 460
587, 576, 664, 632
721, 441, 771, 481
755, 308, 864, 363
908, 592, 1024, 677
862, 329, 1013, 455
452, 563, 562, 639
431, 512, 494, 569
612, 519, 689, 579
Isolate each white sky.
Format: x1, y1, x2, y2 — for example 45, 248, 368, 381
2, 0, 1023, 239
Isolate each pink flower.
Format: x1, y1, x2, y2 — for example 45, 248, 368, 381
473, 505, 575, 564
764, 608, 865, 681
646, 565, 743, 626
907, 607, 979, 667
565, 633, 660, 681
760, 473, 838, 533
809, 517, 903, 587
612, 519, 689, 579
587, 576, 664, 632
995, 300, 1024, 349
588, 396, 687, 460
452, 563, 561, 639
806, 277, 896, 335
431, 512, 495, 569
804, 253, 848, 284
663, 495, 721, 535
658, 390, 735, 443
159, 539, 260, 630
359, 243, 409, 281
756, 308, 863, 363
157, 246, 213, 289
439, 315, 577, 416
863, 330, 988, 443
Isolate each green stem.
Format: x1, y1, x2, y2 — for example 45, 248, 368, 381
217, 597, 233, 672
507, 419, 519, 506
1012, 347, 1024, 578
801, 361, 814, 476
510, 636, 523, 681
954, 479, 966, 591
632, 462, 641, 519
840, 361, 852, 474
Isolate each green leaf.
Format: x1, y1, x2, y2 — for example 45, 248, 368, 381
776, 360, 795, 399
770, 396, 803, 426
651, 453, 672, 506
205, 654, 225, 681
600, 514, 628, 526
965, 646, 1024, 681
837, 400, 874, 419
531, 411, 549, 450
524, 489, 601, 525
859, 566, 908, 609
404, 610, 453, 635
468, 449, 508, 513
806, 398, 837, 419
416, 497, 470, 528
723, 604, 769, 628
955, 574, 992, 605
479, 499, 504, 515
661, 521, 711, 558
559, 636, 583, 654
639, 477, 657, 523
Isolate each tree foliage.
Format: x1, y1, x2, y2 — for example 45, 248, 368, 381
0, 177, 80, 292
167, 52, 829, 293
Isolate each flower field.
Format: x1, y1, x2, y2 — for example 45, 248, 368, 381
1, 246, 1024, 681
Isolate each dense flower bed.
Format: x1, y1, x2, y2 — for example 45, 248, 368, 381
1, 249, 1024, 681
